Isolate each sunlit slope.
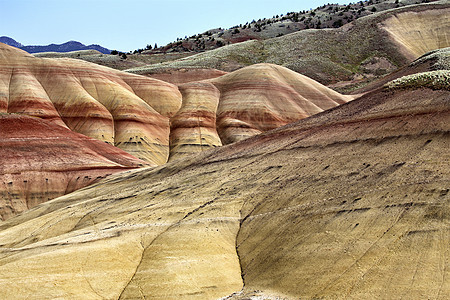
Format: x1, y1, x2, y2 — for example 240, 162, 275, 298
0, 72, 448, 299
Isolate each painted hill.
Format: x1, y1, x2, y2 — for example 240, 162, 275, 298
126, 1, 449, 88
0, 42, 183, 166
0, 70, 447, 298
0, 43, 352, 165
208, 63, 353, 144
0, 114, 146, 221
171, 63, 354, 160
168, 64, 354, 161
0, 43, 353, 218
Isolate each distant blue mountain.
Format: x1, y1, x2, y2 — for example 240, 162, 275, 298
0, 36, 111, 54
0, 36, 23, 48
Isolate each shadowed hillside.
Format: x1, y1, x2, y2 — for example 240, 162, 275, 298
0, 70, 447, 298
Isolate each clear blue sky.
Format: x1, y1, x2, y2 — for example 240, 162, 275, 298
1, 0, 346, 52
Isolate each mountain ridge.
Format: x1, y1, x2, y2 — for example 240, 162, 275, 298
0, 36, 110, 54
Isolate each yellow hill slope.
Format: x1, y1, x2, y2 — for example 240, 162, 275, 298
0, 75, 448, 299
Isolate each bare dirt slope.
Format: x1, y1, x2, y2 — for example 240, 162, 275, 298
0, 74, 447, 298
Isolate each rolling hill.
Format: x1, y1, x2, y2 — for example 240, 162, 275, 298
0, 69, 447, 298
0, 42, 183, 165
0, 1, 448, 298
0, 42, 353, 218
0, 43, 351, 164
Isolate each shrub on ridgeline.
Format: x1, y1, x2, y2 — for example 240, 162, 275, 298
386, 71, 450, 90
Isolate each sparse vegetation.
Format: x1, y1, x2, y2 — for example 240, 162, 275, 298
130, 0, 435, 55
122, 0, 448, 96
386, 70, 450, 90
412, 47, 450, 70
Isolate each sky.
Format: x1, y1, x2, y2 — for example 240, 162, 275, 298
1, 0, 347, 52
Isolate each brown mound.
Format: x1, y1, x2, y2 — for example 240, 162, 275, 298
0, 114, 146, 220
167, 63, 354, 160
209, 63, 354, 144
0, 83, 447, 298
